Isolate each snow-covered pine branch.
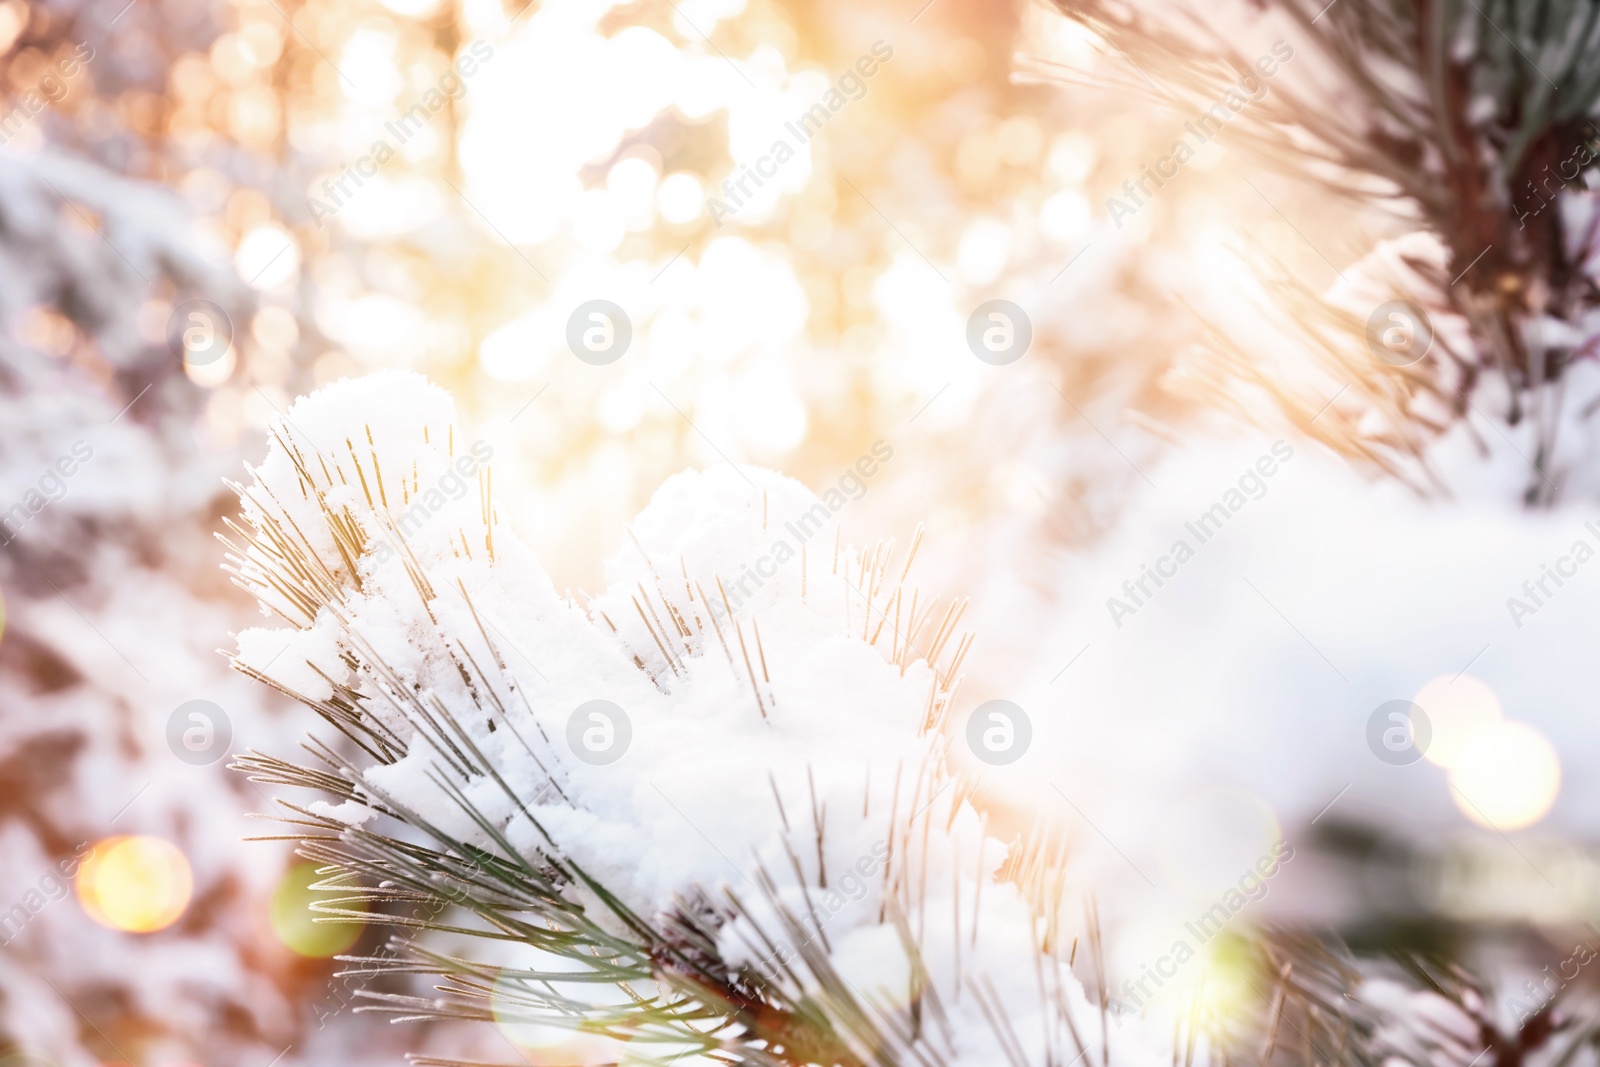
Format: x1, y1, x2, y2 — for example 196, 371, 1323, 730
1048, 0, 1600, 503
224, 371, 1174, 1067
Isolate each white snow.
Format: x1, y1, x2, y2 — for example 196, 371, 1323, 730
232, 370, 1178, 1067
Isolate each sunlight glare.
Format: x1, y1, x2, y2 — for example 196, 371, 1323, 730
1415, 674, 1503, 770
1448, 720, 1560, 831
77, 836, 193, 934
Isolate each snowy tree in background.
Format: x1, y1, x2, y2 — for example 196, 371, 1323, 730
0, 149, 442, 1065
1054, 0, 1600, 502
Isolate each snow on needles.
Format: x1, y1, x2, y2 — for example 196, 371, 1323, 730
227, 371, 1171, 1067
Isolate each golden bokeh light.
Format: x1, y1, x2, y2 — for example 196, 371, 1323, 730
657, 172, 705, 225
270, 861, 363, 958
235, 224, 301, 290
1448, 720, 1561, 831
76, 836, 193, 934
184, 344, 238, 388
0, 4, 24, 54
1192, 935, 1260, 1030
1415, 673, 1503, 769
